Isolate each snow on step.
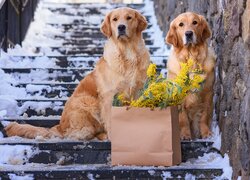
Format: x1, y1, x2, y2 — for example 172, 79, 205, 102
19, 0, 167, 56
0, 55, 167, 68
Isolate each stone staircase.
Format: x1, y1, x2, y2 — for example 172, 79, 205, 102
0, 0, 224, 179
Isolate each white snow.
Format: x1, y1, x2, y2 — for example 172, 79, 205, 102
0, 110, 7, 118
161, 171, 172, 179
143, 0, 169, 56
87, 173, 95, 180
8, 174, 34, 180
26, 84, 52, 94
0, 132, 3, 138
0, 96, 18, 117
184, 173, 196, 180
181, 152, 232, 179
148, 169, 155, 176
211, 122, 221, 150
0, 145, 39, 165
0, 47, 72, 118
0, 120, 11, 127
0, 50, 57, 68
214, 154, 232, 180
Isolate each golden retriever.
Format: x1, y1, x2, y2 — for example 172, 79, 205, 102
5, 7, 150, 140
166, 12, 215, 140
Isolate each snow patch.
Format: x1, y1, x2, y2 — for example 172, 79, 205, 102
0, 145, 39, 165
143, 0, 169, 55
0, 120, 11, 127
212, 123, 221, 150
0, 96, 18, 117
161, 171, 172, 179
181, 152, 232, 179
0, 132, 3, 138
0, 110, 7, 118
8, 174, 34, 180
87, 173, 95, 180
185, 173, 196, 180
0, 51, 57, 68
148, 169, 155, 176
214, 154, 232, 180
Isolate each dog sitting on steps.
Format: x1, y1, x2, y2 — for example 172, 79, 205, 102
5, 7, 150, 141
166, 12, 216, 140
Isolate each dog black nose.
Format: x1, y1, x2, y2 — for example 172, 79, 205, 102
118, 25, 126, 31
185, 31, 193, 38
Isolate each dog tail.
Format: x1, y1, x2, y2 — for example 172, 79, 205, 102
4, 122, 63, 139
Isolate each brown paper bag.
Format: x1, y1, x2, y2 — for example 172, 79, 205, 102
111, 106, 181, 166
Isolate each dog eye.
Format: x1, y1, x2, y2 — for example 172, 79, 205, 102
127, 16, 132, 20
179, 22, 184, 27
193, 21, 198, 25
113, 18, 118, 21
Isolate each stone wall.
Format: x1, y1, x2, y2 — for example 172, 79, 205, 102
153, 0, 250, 179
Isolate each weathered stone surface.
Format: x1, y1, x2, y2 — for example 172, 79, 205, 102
154, 0, 250, 179
242, 0, 250, 46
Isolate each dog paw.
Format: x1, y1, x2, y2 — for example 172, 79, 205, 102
201, 130, 212, 139
180, 129, 192, 140
96, 133, 108, 141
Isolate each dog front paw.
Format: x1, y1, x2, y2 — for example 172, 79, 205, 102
96, 133, 108, 141
180, 128, 192, 140
201, 130, 212, 139
200, 123, 212, 139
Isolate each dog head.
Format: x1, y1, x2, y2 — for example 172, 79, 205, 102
166, 12, 211, 48
101, 7, 147, 41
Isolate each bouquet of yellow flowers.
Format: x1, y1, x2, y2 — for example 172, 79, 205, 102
114, 59, 205, 109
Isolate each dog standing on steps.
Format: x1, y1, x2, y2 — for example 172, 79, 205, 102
166, 12, 215, 140
5, 7, 150, 140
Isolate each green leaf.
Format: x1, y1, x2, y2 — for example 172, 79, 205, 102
149, 91, 154, 99
177, 86, 182, 94
113, 94, 122, 107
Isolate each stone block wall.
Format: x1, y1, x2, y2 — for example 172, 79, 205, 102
153, 0, 250, 178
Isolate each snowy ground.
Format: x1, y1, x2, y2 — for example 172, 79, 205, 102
0, 0, 232, 179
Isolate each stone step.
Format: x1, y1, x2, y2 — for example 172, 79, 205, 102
44, 31, 153, 39
42, 2, 145, 9
13, 98, 66, 117
3, 68, 165, 83
47, 23, 153, 30
48, 7, 151, 19
2, 56, 167, 83
46, 23, 153, 33
0, 139, 218, 164
10, 61, 165, 96
17, 82, 78, 89
6, 55, 167, 68
2, 66, 165, 83
0, 165, 223, 179
61, 38, 154, 46
2, 66, 165, 81
1, 68, 92, 82
34, 46, 159, 55
1, 67, 92, 74
16, 83, 76, 98
2, 117, 60, 127
44, 7, 152, 22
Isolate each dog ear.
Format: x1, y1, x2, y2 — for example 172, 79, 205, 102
135, 10, 148, 32
199, 15, 211, 42
166, 22, 178, 47
101, 12, 112, 38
